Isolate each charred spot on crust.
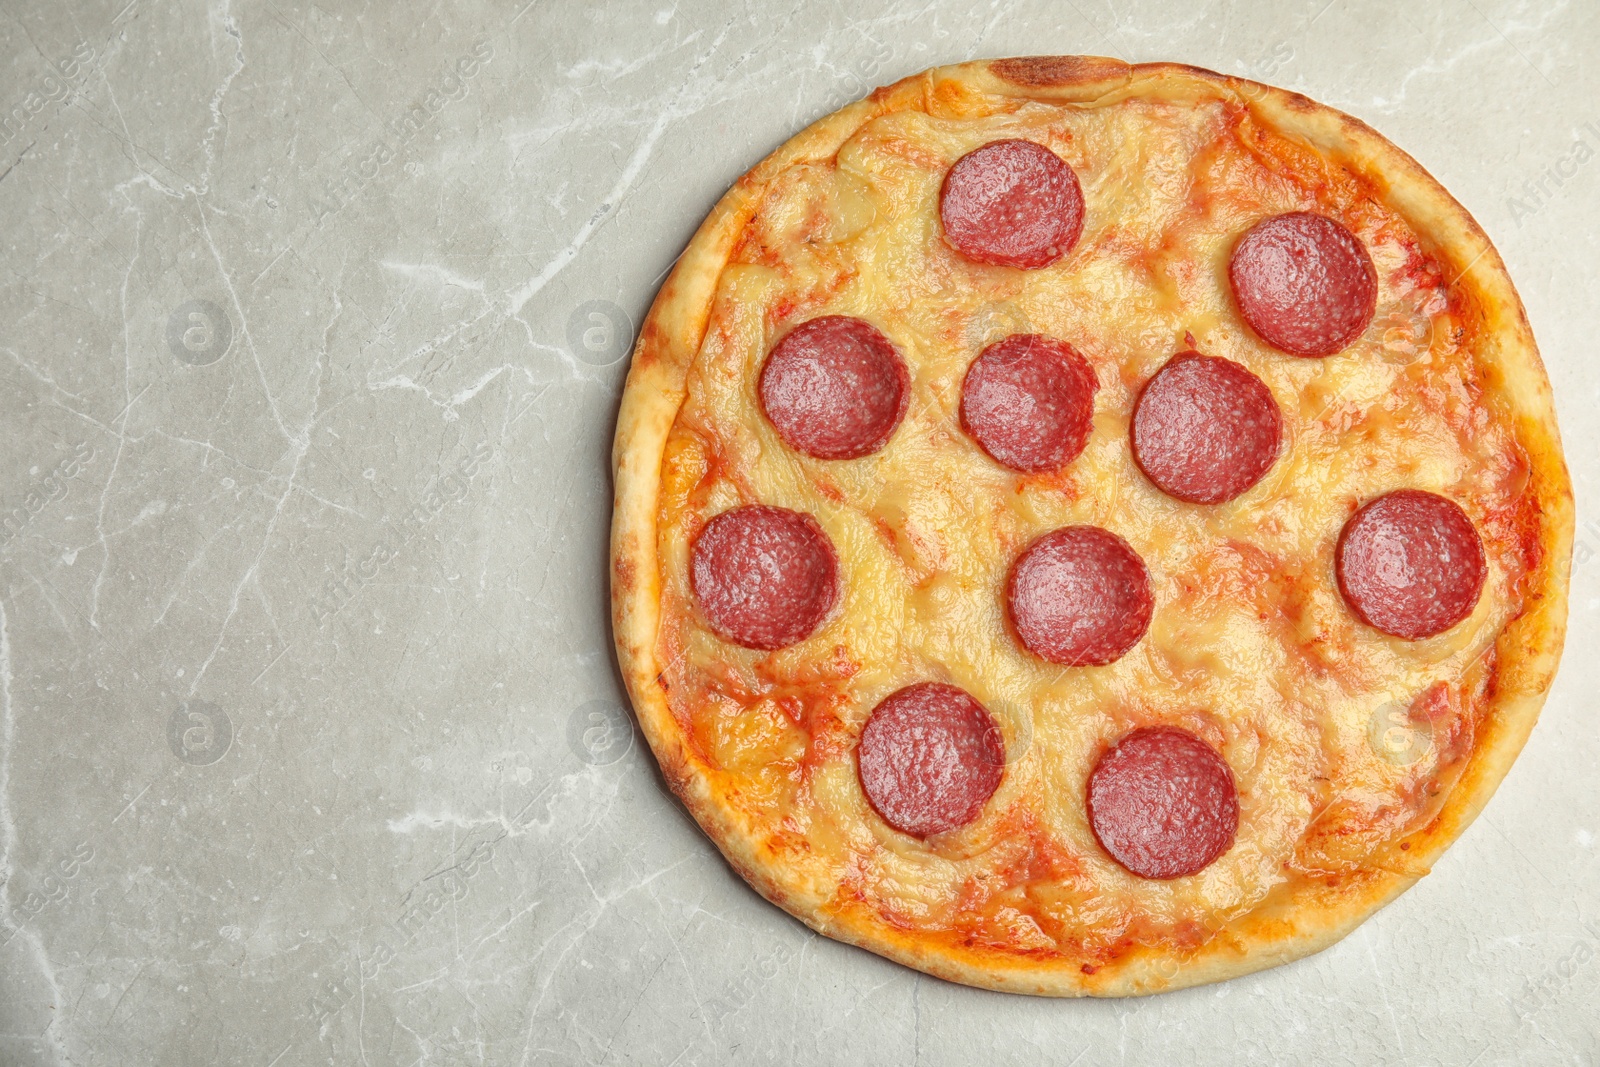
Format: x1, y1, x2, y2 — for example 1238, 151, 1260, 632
662, 757, 697, 799
613, 554, 637, 595
990, 55, 1129, 88
868, 82, 901, 106
633, 319, 665, 367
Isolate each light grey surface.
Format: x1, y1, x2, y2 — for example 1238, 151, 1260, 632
0, 1, 1595, 1064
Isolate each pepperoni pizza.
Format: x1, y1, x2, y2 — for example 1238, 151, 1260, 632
610, 57, 1572, 995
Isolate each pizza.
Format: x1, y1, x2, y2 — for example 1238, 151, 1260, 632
609, 56, 1572, 996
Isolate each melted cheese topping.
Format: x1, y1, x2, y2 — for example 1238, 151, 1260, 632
653, 92, 1537, 967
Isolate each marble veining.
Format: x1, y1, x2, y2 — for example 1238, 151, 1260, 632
0, 1, 1596, 1064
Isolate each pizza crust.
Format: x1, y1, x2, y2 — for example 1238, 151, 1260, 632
610, 57, 1573, 996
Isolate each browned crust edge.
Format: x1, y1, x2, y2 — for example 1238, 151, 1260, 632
609, 56, 1573, 997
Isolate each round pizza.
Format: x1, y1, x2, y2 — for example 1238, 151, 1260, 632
609, 56, 1572, 996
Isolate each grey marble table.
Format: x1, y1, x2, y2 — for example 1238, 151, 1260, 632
0, 1, 1596, 1064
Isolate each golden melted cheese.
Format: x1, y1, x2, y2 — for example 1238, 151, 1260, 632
652, 93, 1537, 966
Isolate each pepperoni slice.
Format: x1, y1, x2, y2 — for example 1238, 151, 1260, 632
690, 505, 840, 650
1006, 527, 1152, 666
857, 682, 1006, 837
1087, 727, 1239, 880
1335, 490, 1486, 640
939, 140, 1085, 269
1229, 212, 1378, 357
960, 334, 1098, 473
1131, 352, 1282, 504
759, 316, 909, 460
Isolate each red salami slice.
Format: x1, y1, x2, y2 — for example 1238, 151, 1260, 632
690, 505, 839, 650
1335, 489, 1486, 640
1006, 527, 1152, 666
940, 140, 1085, 269
759, 316, 909, 460
960, 334, 1098, 473
1131, 352, 1282, 504
1087, 727, 1239, 880
1229, 212, 1378, 357
857, 682, 1006, 837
